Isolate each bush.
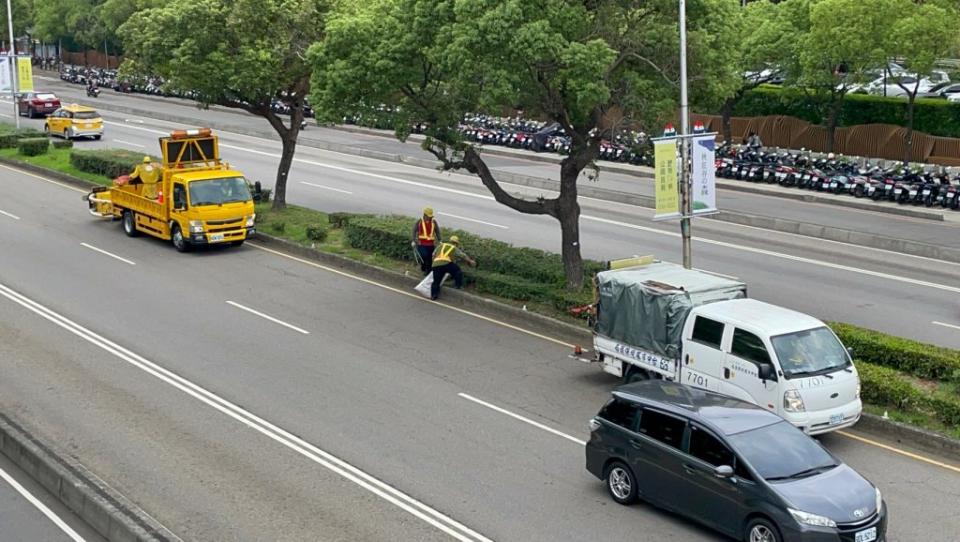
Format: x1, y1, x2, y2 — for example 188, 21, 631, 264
831, 322, 960, 382
732, 86, 960, 139
52, 139, 73, 149
0, 128, 46, 149
17, 138, 50, 156
858, 362, 960, 427
259, 188, 272, 202
305, 224, 328, 242
70, 149, 157, 179
328, 212, 360, 229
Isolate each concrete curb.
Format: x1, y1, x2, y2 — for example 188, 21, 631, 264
4, 154, 958, 455
0, 413, 182, 542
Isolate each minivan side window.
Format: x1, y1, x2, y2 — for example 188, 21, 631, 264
638, 409, 685, 449
691, 316, 724, 348
731, 328, 771, 365
689, 425, 753, 480
598, 399, 638, 430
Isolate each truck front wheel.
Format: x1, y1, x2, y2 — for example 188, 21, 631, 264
624, 367, 651, 384
171, 224, 191, 253
122, 210, 139, 237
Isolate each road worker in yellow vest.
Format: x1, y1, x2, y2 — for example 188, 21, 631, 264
411, 207, 442, 274
128, 156, 161, 199
430, 235, 476, 300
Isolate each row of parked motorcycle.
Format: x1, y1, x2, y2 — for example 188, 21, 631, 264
718, 145, 960, 208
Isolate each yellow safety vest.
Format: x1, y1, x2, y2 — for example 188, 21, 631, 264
433, 242, 457, 265
417, 219, 435, 243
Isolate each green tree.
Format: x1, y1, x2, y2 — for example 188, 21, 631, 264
884, 0, 960, 162
120, 0, 330, 210
2, 0, 34, 47
312, 0, 739, 289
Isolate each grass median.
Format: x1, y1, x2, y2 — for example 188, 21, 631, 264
3, 142, 958, 441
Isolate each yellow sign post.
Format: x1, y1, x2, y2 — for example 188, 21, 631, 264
653, 138, 680, 220
16, 57, 33, 92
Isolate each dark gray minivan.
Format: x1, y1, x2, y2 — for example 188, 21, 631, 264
586, 381, 887, 542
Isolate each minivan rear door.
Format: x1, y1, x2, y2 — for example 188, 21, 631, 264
633, 408, 689, 511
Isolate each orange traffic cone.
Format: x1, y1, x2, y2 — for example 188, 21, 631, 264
157, 189, 164, 203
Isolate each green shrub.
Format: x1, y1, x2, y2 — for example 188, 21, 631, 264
831, 322, 960, 382
17, 138, 50, 156
52, 139, 73, 149
731, 86, 960, 139
259, 188, 272, 202
858, 362, 960, 427
328, 212, 359, 228
70, 149, 157, 179
305, 224, 328, 242
0, 128, 45, 149
270, 221, 286, 233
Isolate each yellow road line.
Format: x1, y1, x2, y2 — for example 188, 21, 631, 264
838, 430, 960, 474
248, 242, 581, 351
0, 163, 87, 193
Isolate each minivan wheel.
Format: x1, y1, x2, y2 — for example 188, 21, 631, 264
605, 461, 638, 505
745, 518, 781, 542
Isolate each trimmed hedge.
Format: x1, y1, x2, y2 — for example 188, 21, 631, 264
305, 224, 328, 242
831, 322, 960, 382
70, 149, 158, 179
0, 128, 46, 149
732, 86, 960, 139
858, 362, 960, 427
17, 138, 50, 156
52, 139, 73, 149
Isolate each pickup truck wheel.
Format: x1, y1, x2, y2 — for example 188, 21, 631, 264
171, 224, 191, 253
624, 367, 650, 384
122, 210, 139, 237
605, 461, 638, 505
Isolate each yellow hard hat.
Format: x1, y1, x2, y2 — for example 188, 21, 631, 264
142, 156, 151, 163
449, 235, 460, 245
423, 207, 434, 218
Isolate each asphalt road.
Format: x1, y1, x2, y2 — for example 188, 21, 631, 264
1, 163, 959, 541
4, 88, 960, 349
0, 451, 105, 542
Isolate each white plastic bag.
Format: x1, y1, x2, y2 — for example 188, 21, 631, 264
414, 272, 447, 298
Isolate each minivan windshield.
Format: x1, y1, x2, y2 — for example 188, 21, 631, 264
771, 326, 850, 379
727, 421, 838, 481
188, 177, 252, 206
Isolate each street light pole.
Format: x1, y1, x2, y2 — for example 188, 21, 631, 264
5, 0, 18, 129
679, 0, 692, 268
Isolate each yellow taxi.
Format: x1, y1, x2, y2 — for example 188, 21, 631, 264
44, 104, 104, 141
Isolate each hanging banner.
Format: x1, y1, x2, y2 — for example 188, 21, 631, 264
691, 134, 718, 215
653, 138, 680, 220
0, 58, 11, 93
16, 57, 33, 92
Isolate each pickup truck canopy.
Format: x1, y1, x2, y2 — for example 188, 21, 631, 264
595, 262, 747, 359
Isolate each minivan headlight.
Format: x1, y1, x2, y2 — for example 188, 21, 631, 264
783, 389, 806, 412
788, 508, 836, 528
245, 214, 256, 227
189, 220, 204, 233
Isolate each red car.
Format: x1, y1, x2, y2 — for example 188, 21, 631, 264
18, 91, 61, 118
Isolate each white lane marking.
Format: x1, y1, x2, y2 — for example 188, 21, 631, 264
113, 139, 145, 148
0, 209, 21, 220
300, 181, 353, 195
0, 282, 493, 542
437, 212, 508, 230
80, 243, 135, 266
581, 214, 960, 295
103, 120, 166, 136
226, 301, 310, 335
458, 393, 586, 446
0, 465, 87, 542
932, 321, 960, 332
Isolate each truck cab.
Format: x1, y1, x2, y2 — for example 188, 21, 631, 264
681, 299, 862, 435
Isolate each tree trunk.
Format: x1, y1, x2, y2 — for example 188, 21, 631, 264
904, 94, 916, 165
272, 133, 296, 210
558, 153, 589, 291
721, 97, 734, 145
825, 98, 842, 153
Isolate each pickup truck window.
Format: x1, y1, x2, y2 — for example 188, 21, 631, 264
173, 184, 187, 209
691, 316, 724, 348
731, 328, 771, 366
638, 409, 685, 450
599, 399, 638, 430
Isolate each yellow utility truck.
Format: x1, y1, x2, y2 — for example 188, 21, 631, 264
85, 128, 259, 252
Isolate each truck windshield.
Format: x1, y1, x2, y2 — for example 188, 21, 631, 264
188, 177, 252, 206
771, 326, 850, 379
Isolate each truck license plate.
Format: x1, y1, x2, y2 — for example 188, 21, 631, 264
210, 233, 225, 243
855, 526, 877, 542
829, 413, 844, 425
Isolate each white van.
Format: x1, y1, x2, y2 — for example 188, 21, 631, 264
582, 261, 862, 435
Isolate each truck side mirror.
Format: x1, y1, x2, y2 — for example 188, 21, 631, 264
758, 363, 775, 382
846, 347, 854, 359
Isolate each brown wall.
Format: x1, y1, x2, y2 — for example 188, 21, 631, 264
61, 50, 124, 70
693, 114, 960, 166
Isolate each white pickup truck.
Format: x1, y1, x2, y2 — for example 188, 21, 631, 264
583, 261, 862, 435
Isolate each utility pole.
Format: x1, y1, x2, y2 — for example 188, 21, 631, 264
679, 0, 692, 268
6, 0, 18, 129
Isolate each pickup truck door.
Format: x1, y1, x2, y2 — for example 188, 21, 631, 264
721, 328, 779, 411
680, 314, 725, 392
